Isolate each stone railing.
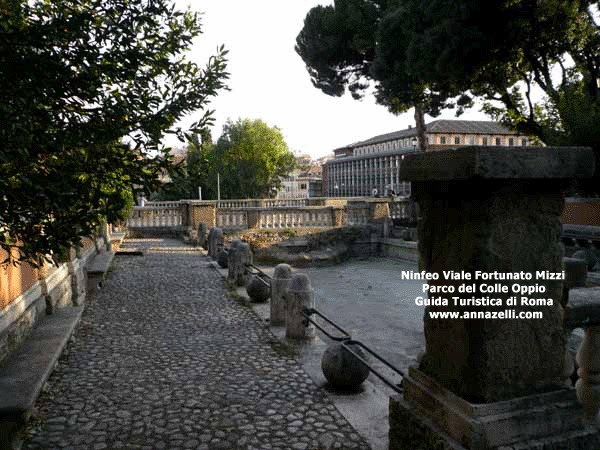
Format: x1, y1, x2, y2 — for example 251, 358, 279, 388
216, 209, 248, 230
127, 203, 184, 228
256, 208, 334, 229
344, 204, 371, 226
389, 197, 417, 222
127, 197, 418, 236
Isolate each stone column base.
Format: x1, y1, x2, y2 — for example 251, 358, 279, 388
389, 368, 600, 450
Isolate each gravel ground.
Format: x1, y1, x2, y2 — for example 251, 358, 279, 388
22, 239, 370, 450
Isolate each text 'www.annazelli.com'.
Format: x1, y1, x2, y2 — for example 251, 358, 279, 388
428, 310, 543, 320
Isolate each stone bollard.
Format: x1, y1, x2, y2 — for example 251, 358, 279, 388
198, 223, 208, 249
271, 264, 293, 326
228, 241, 252, 287
286, 273, 315, 340
237, 242, 253, 287
227, 240, 242, 284
383, 215, 392, 239
207, 227, 221, 258
572, 249, 596, 271
208, 227, 223, 259
207, 228, 215, 257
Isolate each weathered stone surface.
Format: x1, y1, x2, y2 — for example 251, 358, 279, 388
216, 249, 228, 268
197, 223, 207, 249
399, 146, 594, 181
564, 257, 588, 290
286, 273, 315, 340
389, 391, 600, 450
572, 249, 596, 271
321, 343, 369, 390
246, 274, 270, 303
412, 179, 566, 402
390, 368, 600, 450
270, 264, 292, 326
228, 241, 252, 287
207, 227, 223, 259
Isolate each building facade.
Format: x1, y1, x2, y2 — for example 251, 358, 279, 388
277, 165, 322, 199
323, 120, 538, 197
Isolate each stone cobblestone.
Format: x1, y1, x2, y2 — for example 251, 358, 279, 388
23, 239, 371, 450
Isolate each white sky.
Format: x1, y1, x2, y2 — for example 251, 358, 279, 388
171, 0, 489, 159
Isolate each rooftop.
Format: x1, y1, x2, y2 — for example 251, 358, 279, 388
345, 120, 519, 149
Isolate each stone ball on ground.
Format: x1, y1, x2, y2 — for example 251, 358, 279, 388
572, 249, 596, 271
217, 249, 229, 268
321, 342, 369, 390
246, 274, 270, 302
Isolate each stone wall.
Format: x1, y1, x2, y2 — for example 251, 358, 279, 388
0, 238, 102, 367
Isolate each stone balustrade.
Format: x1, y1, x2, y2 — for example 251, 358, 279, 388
127, 197, 414, 236
344, 205, 371, 226
127, 203, 184, 228
216, 209, 248, 230
257, 208, 334, 229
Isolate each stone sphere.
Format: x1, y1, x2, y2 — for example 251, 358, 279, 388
572, 249, 596, 271
246, 274, 270, 302
321, 342, 369, 390
217, 250, 229, 268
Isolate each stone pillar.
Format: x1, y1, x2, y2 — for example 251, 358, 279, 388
227, 240, 242, 284
208, 227, 224, 259
227, 241, 252, 287
271, 264, 293, 326
332, 207, 344, 227
286, 273, 315, 340
389, 146, 598, 450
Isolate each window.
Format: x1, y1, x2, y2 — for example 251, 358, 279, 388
496, 137, 502, 146
440, 136, 446, 144
508, 138, 514, 146
300, 184, 307, 190
482, 137, 488, 145
521, 138, 528, 146
454, 136, 461, 145
469, 136, 475, 145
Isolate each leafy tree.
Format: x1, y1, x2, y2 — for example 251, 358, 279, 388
0, 0, 229, 265
152, 130, 216, 201
211, 119, 296, 199
296, 0, 600, 187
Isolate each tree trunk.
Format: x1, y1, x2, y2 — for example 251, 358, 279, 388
414, 104, 427, 152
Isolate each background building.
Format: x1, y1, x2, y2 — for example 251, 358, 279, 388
323, 120, 538, 197
276, 156, 323, 199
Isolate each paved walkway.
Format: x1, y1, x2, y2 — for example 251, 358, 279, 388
23, 239, 370, 450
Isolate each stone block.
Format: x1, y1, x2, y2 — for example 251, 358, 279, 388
389, 368, 600, 450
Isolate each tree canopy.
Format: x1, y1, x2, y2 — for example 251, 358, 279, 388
211, 119, 296, 200
0, 0, 229, 265
152, 119, 296, 201
296, 0, 600, 184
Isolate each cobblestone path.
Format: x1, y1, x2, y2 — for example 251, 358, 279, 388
23, 240, 371, 450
